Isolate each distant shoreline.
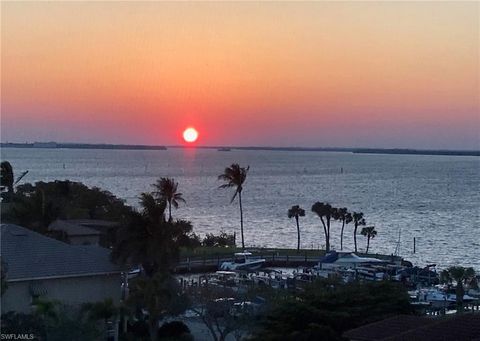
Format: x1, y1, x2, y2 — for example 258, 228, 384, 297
0, 142, 167, 151
1, 142, 478, 157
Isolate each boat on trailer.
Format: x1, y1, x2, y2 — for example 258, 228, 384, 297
220, 252, 266, 271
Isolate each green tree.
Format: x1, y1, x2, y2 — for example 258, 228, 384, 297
218, 163, 250, 250
288, 205, 306, 252
0, 312, 46, 339
81, 298, 118, 339
3, 181, 132, 246
153, 177, 186, 222
127, 272, 189, 341
311, 202, 335, 252
1, 258, 8, 296
188, 284, 253, 341
112, 193, 194, 277
32, 299, 100, 341
352, 212, 366, 253
360, 226, 377, 254
0, 161, 14, 201
251, 279, 412, 341
440, 266, 476, 312
6, 188, 61, 233
332, 208, 352, 251
157, 321, 193, 340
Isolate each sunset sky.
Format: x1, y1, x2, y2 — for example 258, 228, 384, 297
1, 1, 479, 149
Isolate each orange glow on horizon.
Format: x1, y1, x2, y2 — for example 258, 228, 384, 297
1, 2, 478, 149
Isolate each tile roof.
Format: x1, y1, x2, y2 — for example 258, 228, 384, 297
49, 220, 101, 236
1, 224, 122, 281
385, 313, 480, 341
343, 314, 480, 341
66, 219, 119, 229
343, 315, 435, 341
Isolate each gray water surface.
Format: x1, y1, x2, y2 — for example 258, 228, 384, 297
2, 147, 479, 270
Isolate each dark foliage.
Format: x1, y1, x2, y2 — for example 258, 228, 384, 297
125, 320, 150, 340
288, 205, 305, 251
157, 321, 192, 340
2, 302, 101, 341
311, 202, 335, 252
1, 312, 46, 339
202, 231, 236, 247
153, 177, 186, 222
2, 180, 132, 246
1, 259, 8, 296
1, 161, 14, 201
127, 272, 190, 340
218, 163, 249, 250
250, 279, 413, 341
112, 211, 195, 276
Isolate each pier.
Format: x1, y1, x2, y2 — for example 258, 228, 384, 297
174, 249, 403, 274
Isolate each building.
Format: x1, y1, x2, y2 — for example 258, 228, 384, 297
49, 219, 102, 245
48, 219, 120, 246
1, 224, 124, 314
343, 314, 480, 341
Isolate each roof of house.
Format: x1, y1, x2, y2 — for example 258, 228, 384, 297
66, 219, 119, 229
384, 313, 480, 341
1, 224, 123, 281
49, 220, 101, 236
343, 315, 435, 341
343, 314, 480, 341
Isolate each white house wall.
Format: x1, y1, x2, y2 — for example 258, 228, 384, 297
1, 274, 122, 314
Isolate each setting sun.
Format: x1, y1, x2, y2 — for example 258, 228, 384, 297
183, 127, 199, 143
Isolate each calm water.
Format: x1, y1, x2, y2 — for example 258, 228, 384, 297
2, 147, 479, 270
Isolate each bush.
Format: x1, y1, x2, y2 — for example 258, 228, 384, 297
157, 321, 192, 340
251, 279, 413, 340
1, 312, 46, 338
202, 231, 235, 247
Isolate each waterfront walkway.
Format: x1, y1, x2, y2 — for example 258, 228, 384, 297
174, 249, 402, 273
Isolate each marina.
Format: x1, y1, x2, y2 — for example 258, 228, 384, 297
172, 250, 480, 316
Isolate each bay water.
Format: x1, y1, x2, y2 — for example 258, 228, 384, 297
2, 147, 479, 270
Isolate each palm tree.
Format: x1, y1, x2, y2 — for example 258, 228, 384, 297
360, 226, 377, 254
127, 272, 189, 341
112, 193, 193, 277
311, 202, 334, 252
153, 178, 186, 222
440, 266, 476, 312
352, 212, 366, 253
288, 205, 306, 252
81, 298, 118, 339
333, 208, 352, 251
218, 164, 249, 250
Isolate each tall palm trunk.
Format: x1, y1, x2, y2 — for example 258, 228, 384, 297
238, 191, 245, 250
354, 224, 358, 253
168, 201, 172, 222
340, 220, 345, 250
326, 216, 331, 252
295, 216, 300, 252
319, 217, 329, 252
366, 236, 370, 254
149, 318, 158, 341
455, 282, 464, 312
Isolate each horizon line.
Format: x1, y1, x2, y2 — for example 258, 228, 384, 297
1, 140, 479, 154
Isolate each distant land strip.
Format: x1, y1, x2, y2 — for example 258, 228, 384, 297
0, 142, 167, 151
1, 142, 479, 156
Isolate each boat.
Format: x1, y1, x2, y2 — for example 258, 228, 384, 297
220, 252, 266, 271
203, 271, 238, 287
412, 287, 477, 308
218, 147, 231, 151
